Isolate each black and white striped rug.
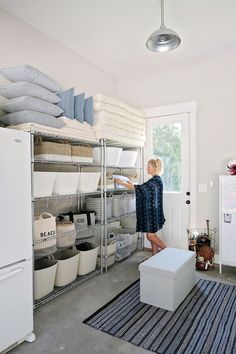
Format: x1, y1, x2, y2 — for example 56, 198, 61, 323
83, 279, 236, 354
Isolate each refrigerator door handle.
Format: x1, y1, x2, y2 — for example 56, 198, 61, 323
0, 267, 24, 284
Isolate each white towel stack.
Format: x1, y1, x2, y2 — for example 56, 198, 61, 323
93, 94, 146, 146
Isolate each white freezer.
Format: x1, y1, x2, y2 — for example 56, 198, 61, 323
0, 259, 34, 352
0, 127, 32, 268
219, 175, 236, 269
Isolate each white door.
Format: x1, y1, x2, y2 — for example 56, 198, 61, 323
0, 259, 33, 352
0, 128, 32, 267
145, 103, 196, 249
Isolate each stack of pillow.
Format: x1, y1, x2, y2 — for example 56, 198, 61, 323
93, 94, 146, 146
0, 65, 65, 128
0, 65, 94, 129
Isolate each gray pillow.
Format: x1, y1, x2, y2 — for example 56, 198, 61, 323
0, 111, 64, 128
74, 93, 85, 122
56, 88, 74, 119
0, 96, 63, 117
0, 82, 61, 103
84, 96, 94, 125
0, 65, 62, 92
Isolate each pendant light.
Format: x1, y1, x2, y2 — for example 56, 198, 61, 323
146, 0, 181, 53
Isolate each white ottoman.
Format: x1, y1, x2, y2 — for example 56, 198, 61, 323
139, 247, 195, 311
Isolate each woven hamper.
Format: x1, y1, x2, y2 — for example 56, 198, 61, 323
71, 145, 93, 163
34, 137, 72, 161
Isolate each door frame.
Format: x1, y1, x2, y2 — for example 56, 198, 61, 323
144, 101, 197, 229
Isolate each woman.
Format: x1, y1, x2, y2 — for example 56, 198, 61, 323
115, 158, 166, 255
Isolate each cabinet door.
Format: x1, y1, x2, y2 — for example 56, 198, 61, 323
220, 176, 236, 265
0, 259, 33, 352
0, 128, 32, 267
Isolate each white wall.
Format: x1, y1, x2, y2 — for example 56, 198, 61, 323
0, 8, 117, 96
118, 48, 236, 250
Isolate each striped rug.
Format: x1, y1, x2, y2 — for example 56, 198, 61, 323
83, 279, 236, 354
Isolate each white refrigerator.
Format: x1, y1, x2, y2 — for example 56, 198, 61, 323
0, 127, 34, 352
219, 175, 236, 273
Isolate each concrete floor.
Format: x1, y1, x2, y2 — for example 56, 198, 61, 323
10, 251, 236, 354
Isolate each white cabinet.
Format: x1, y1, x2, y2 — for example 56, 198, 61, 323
219, 175, 236, 273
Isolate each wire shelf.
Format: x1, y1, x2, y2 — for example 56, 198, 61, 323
33, 269, 100, 309
34, 159, 101, 167
34, 191, 101, 201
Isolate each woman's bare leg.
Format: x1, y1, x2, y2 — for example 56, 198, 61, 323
150, 242, 159, 255
147, 233, 167, 252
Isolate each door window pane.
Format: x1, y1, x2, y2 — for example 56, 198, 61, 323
153, 123, 182, 192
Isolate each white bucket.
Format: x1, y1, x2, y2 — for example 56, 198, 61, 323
34, 259, 57, 300
119, 151, 138, 167
54, 249, 79, 287
93, 147, 122, 165
77, 172, 100, 193
53, 172, 79, 195
76, 242, 98, 275
33, 172, 57, 198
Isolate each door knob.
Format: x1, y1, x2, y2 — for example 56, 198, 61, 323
186, 200, 190, 204
186, 191, 190, 196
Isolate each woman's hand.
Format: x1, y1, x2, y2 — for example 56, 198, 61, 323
114, 178, 135, 190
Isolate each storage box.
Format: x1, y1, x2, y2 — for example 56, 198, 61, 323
93, 147, 122, 165
33, 172, 57, 198
139, 248, 196, 311
77, 172, 100, 193
34, 259, 57, 300
53, 172, 79, 195
54, 249, 80, 287
119, 150, 138, 167
76, 242, 98, 275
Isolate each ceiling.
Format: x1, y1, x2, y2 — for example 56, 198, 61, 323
0, 0, 236, 78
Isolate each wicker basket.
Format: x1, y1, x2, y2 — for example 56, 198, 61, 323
34, 137, 71, 161
71, 145, 93, 163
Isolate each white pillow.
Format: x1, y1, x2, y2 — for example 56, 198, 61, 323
0, 82, 61, 103
0, 65, 62, 92
0, 111, 64, 128
0, 96, 63, 116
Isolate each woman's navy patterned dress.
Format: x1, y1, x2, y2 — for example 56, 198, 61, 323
134, 175, 165, 233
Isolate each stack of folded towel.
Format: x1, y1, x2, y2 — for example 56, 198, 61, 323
93, 94, 146, 147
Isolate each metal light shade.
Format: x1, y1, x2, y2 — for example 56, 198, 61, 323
146, 0, 181, 52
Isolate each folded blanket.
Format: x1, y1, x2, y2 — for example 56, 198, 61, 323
94, 94, 144, 118
95, 128, 145, 147
94, 110, 145, 130
93, 123, 146, 140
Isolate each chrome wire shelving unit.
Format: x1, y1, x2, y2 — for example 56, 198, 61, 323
30, 130, 144, 307
30, 129, 105, 309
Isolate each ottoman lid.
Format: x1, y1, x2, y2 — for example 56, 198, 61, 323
139, 247, 195, 278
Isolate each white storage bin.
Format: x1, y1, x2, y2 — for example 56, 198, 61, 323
34, 259, 57, 300
93, 147, 122, 166
119, 150, 138, 167
139, 248, 196, 311
54, 249, 79, 287
76, 242, 98, 275
77, 172, 100, 193
97, 254, 116, 268
33, 172, 57, 198
53, 172, 79, 195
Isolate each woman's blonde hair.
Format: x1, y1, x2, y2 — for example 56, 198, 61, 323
148, 157, 164, 176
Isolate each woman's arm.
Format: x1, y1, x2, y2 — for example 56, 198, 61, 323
114, 178, 135, 190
